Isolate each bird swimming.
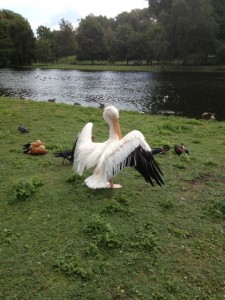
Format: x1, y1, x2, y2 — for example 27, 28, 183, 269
73, 105, 164, 189
202, 112, 215, 120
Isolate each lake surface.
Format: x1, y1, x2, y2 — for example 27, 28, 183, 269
0, 68, 225, 120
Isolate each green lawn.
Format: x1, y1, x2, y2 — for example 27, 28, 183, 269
29, 56, 225, 72
0, 97, 225, 299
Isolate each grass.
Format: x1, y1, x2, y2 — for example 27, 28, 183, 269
28, 56, 225, 72
0, 96, 225, 299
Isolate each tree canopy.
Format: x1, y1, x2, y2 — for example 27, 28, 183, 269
0, 9, 34, 67
1, 1, 225, 67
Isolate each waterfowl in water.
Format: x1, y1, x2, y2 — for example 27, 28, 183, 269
202, 112, 215, 120
48, 98, 56, 103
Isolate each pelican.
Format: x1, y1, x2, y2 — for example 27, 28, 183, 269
73, 105, 164, 189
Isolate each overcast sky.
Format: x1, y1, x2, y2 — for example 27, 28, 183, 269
1, 0, 148, 33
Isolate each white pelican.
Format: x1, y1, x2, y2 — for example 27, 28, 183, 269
73, 105, 164, 189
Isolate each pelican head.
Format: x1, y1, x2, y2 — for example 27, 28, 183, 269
103, 105, 119, 122
103, 105, 122, 140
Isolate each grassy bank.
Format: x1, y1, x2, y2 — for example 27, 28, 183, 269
30, 63, 225, 72
28, 56, 225, 72
0, 97, 225, 299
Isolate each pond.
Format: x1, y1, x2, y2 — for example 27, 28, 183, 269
0, 68, 225, 120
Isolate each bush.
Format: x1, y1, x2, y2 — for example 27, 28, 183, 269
9, 177, 43, 203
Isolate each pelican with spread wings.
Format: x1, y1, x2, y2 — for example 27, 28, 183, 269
73, 105, 164, 189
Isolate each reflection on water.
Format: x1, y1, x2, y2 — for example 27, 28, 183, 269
0, 68, 225, 120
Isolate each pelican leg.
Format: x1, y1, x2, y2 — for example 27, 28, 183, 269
107, 179, 122, 189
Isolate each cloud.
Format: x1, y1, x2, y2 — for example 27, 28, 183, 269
2, 0, 148, 32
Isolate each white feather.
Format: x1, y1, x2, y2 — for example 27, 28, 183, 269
73, 105, 163, 189
85, 130, 150, 189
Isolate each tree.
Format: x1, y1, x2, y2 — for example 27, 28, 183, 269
0, 14, 12, 66
35, 38, 53, 64
57, 18, 76, 60
170, 0, 217, 64
147, 0, 218, 65
0, 9, 35, 66
36, 25, 52, 40
211, 0, 225, 41
76, 15, 107, 64
148, 0, 173, 19
110, 23, 134, 64
36, 25, 58, 62
216, 42, 225, 64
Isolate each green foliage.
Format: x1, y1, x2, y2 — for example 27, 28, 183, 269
67, 173, 85, 185
1, 228, 20, 244
54, 253, 93, 278
159, 199, 174, 209
35, 38, 53, 64
101, 195, 132, 215
84, 216, 121, 249
205, 199, 225, 218
2, 0, 225, 67
76, 15, 107, 63
0, 9, 34, 66
10, 177, 43, 203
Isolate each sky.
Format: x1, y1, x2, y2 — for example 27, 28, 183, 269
1, 0, 148, 34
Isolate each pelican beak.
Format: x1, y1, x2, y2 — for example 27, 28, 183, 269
113, 118, 122, 140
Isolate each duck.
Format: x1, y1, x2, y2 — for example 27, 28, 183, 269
23, 140, 47, 155
27, 145, 48, 155
48, 98, 56, 103
98, 103, 105, 109
151, 144, 170, 155
174, 144, 189, 155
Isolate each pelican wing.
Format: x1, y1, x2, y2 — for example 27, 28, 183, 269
85, 130, 164, 188
73, 122, 109, 175
131, 147, 164, 186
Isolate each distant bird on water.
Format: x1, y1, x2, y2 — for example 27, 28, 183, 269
202, 112, 215, 120
174, 144, 189, 155
48, 98, 56, 103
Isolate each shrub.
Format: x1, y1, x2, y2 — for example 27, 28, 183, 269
9, 177, 43, 203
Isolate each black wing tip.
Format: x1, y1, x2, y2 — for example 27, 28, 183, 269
135, 147, 165, 187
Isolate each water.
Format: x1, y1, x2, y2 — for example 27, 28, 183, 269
0, 68, 225, 120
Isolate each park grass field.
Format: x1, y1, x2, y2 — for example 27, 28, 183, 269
0, 97, 225, 299
30, 56, 225, 73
